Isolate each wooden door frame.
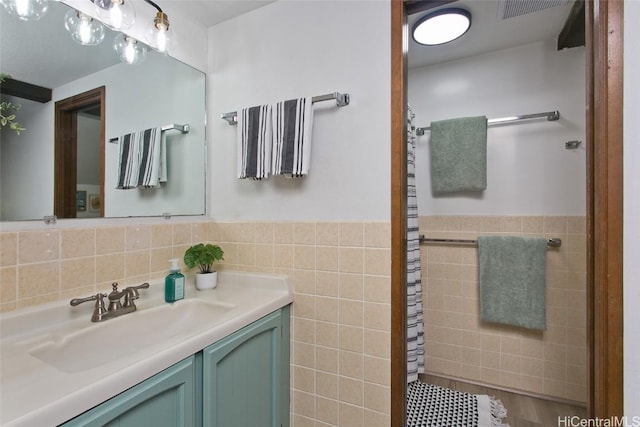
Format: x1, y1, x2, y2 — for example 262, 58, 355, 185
54, 86, 105, 218
587, 0, 624, 417
390, 1, 624, 425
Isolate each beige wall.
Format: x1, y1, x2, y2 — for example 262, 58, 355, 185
0, 220, 392, 426
419, 215, 587, 403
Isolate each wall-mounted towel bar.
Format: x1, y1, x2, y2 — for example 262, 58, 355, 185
108, 124, 190, 143
416, 110, 560, 136
418, 235, 562, 248
221, 91, 350, 125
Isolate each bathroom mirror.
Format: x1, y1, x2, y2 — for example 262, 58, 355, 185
0, 1, 206, 221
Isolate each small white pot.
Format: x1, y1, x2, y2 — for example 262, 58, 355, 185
195, 271, 218, 290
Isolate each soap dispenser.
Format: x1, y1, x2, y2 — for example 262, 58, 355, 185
165, 258, 185, 303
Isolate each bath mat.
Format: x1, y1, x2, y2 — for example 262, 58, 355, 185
407, 381, 509, 427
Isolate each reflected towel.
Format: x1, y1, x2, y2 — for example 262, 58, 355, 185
115, 132, 139, 189
478, 235, 547, 330
138, 127, 165, 188
115, 127, 165, 189
272, 97, 314, 177
429, 116, 487, 194
237, 104, 272, 180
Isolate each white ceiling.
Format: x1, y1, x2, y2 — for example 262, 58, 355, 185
1, 0, 577, 89
164, 0, 275, 27
408, 0, 575, 69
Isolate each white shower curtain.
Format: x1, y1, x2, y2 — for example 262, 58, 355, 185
407, 107, 425, 383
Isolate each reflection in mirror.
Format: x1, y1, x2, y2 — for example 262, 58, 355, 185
0, 0, 206, 221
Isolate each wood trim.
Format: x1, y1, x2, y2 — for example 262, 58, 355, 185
588, 0, 624, 417
585, 0, 595, 414
558, 0, 585, 50
54, 87, 105, 218
0, 78, 52, 103
390, 1, 407, 426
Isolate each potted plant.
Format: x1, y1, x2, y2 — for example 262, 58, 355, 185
183, 243, 224, 290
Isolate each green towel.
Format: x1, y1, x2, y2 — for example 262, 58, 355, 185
429, 116, 487, 194
478, 236, 547, 331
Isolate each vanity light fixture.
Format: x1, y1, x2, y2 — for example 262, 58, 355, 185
113, 33, 147, 65
92, 0, 135, 31
412, 8, 472, 46
144, 0, 172, 54
64, 9, 105, 46
0, 0, 48, 21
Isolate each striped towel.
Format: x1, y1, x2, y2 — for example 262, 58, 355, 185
237, 105, 272, 180
116, 127, 166, 189
272, 97, 314, 177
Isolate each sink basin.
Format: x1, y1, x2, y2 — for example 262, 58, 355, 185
29, 299, 234, 373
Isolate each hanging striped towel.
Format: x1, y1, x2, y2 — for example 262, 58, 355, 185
237, 105, 272, 180
115, 127, 166, 189
272, 97, 314, 177
138, 127, 166, 188
115, 132, 139, 189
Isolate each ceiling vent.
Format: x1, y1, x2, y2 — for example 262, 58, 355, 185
497, 0, 570, 20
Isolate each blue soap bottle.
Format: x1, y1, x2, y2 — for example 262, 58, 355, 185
165, 258, 185, 303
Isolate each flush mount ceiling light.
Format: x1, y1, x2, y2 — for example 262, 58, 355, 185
64, 9, 105, 46
412, 8, 472, 46
0, 0, 48, 21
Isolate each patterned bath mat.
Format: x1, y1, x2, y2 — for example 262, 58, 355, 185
407, 381, 510, 427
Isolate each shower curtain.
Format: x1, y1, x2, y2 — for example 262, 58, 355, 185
407, 107, 425, 383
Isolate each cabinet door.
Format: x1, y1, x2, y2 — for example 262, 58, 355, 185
202, 307, 290, 427
61, 356, 196, 427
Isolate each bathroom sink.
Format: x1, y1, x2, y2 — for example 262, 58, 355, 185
29, 299, 234, 373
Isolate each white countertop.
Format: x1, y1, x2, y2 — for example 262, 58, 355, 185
0, 271, 293, 427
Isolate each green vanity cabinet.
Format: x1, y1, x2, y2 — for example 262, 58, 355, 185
60, 306, 290, 427
61, 356, 197, 427
202, 306, 290, 427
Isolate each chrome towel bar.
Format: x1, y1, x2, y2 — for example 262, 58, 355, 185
108, 123, 190, 143
416, 110, 560, 136
418, 235, 562, 248
221, 91, 350, 125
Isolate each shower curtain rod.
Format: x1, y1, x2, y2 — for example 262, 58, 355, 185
415, 110, 560, 136
220, 91, 350, 125
418, 235, 562, 248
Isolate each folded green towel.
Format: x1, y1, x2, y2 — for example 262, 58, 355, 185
478, 236, 547, 331
429, 116, 487, 194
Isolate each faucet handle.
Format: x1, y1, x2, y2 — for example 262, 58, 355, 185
123, 282, 150, 308
127, 282, 150, 291
70, 292, 107, 306
70, 293, 108, 322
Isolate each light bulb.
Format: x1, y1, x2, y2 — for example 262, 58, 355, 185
113, 33, 147, 65
65, 9, 105, 46
1, 0, 48, 21
146, 11, 173, 54
95, 0, 135, 31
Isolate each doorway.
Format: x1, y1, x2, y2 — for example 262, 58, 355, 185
390, 1, 624, 425
54, 86, 105, 218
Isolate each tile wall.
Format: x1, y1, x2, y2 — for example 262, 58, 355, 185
0, 220, 392, 427
419, 215, 587, 404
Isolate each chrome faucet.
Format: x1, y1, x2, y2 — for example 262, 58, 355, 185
70, 282, 150, 322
